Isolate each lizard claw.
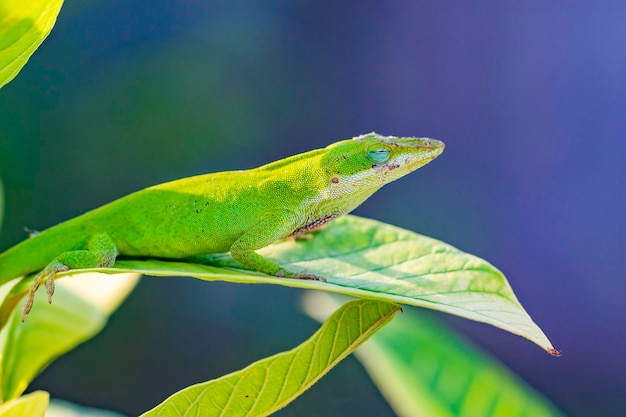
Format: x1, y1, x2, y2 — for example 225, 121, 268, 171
45, 275, 55, 304
275, 269, 327, 282
21, 282, 39, 321
45, 264, 67, 304
22, 262, 68, 321
298, 272, 327, 282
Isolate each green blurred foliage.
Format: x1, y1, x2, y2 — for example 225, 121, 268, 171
0, 2, 338, 252
0, 0, 64, 89
0, 390, 48, 417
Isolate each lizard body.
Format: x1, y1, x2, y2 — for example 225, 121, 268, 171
0, 132, 444, 319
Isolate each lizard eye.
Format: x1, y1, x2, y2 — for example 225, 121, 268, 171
367, 145, 391, 163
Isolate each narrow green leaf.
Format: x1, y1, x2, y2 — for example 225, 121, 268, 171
305, 293, 568, 417
0, 273, 139, 401
0, 0, 64, 89
140, 299, 401, 417
0, 390, 48, 417
0, 216, 559, 354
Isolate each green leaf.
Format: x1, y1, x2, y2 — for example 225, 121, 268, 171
140, 299, 400, 417
0, 215, 558, 354
0, 0, 64, 89
46, 399, 129, 417
0, 390, 48, 417
0, 272, 139, 401
305, 293, 568, 417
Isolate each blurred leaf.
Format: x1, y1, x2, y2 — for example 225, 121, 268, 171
0, 273, 139, 401
305, 292, 567, 417
0, 390, 48, 417
46, 399, 129, 417
0, 0, 64, 89
140, 298, 400, 417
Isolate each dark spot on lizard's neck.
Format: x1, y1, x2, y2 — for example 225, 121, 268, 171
290, 212, 342, 236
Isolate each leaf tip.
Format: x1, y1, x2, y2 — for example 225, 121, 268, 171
546, 347, 563, 357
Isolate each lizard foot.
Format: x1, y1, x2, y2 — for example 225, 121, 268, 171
276, 269, 327, 282
298, 273, 327, 282
22, 261, 68, 321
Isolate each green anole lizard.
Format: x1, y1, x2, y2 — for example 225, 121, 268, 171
0, 132, 444, 320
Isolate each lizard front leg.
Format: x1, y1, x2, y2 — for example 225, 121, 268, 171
229, 210, 326, 282
22, 232, 118, 320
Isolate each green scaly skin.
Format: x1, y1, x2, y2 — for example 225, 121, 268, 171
0, 133, 444, 320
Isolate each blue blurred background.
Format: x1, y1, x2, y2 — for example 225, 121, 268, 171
1, 1, 625, 416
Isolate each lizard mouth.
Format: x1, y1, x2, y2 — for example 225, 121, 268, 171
419, 139, 445, 149
372, 162, 400, 173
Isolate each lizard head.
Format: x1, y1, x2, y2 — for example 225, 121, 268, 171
321, 132, 445, 192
